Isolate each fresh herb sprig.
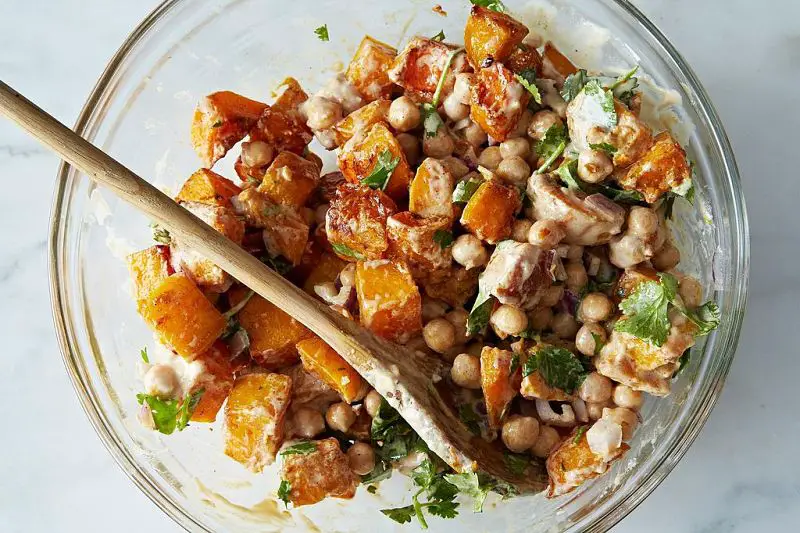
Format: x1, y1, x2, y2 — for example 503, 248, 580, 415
469, 0, 507, 12
137, 388, 205, 435
522, 345, 587, 394
314, 24, 329, 42
515, 69, 542, 104
421, 47, 465, 138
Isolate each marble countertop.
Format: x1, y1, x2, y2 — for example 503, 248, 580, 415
1, 0, 798, 531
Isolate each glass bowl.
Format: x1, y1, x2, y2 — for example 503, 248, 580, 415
49, 0, 749, 531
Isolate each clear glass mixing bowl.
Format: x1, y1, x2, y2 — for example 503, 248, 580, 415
49, 0, 749, 531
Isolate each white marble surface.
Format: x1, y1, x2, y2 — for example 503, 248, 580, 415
1, 0, 798, 531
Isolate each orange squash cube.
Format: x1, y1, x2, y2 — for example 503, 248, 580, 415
386, 212, 452, 278
338, 122, 414, 201
542, 42, 578, 80
507, 43, 543, 75
176, 168, 242, 208
470, 63, 529, 141
464, 6, 529, 69
273, 77, 308, 111
325, 184, 397, 262
256, 151, 319, 208
296, 336, 368, 403
139, 274, 226, 359
480, 346, 522, 429
346, 36, 398, 101
408, 157, 456, 223
249, 105, 312, 156
127, 245, 173, 311
301, 253, 346, 295
234, 188, 309, 264
280, 437, 358, 506
190, 340, 235, 423
190, 91, 267, 167
355, 260, 422, 342
332, 99, 391, 147
420, 266, 479, 308
520, 370, 571, 401
617, 131, 691, 203
460, 178, 521, 243
230, 286, 312, 369
388, 37, 470, 102
224, 372, 292, 472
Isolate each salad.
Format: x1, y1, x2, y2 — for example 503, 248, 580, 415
126, 1, 720, 527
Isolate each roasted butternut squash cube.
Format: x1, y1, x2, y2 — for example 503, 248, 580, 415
460, 178, 521, 243
249, 105, 312, 156
191, 341, 234, 422
140, 274, 226, 359
388, 37, 470, 102
230, 286, 312, 369
507, 44, 543, 75
301, 252, 346, 295
386, 212, 452, 278
408, 157, 456, 223
256, 151, 319, 208
332, 99, 391, 147
355, 260, 422, 342
273, 77, 308, 111
480, 347, 521, 429
127, 245, 172, 311
280, 438, 358, 506
176, 168, 242, 208
284, 364, 340, 414
234, 188, 309, 264
420, 266, 479, 308
520, 370, 571, 401
617, 131, 691, 203
325, 184, 397, 261
346, 36, 398, 102
296, 336, 368, 403
338, 122, 414, 201
546, 425, 629, 497
470, 63, 529, 141
190, 91, 267, 167
464, 6, 529, 69
542, 42, 578, 80
606, 100, 654, 169
224, 373, 292, 472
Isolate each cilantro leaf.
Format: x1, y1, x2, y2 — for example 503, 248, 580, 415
443, 472, 493, 513
608, 66, 639, 91
467, 289, 494, 336
600, 185, 645, 204
582, 79, 618, 128
515, 69, 542, 104
522, 345, 587, 394
150, 223, 171, 245
411, 459, 438, 489
555, 159, 645, 204
361, 149, 400, 190
367, 485, 378, 494
362, 460, 393, 484
431, 30, 446, 42
614, 274, 675, 347
261, 254, 293, 276
331, 242, 366, 261
458, 404, 482, 436
589, 142, 617, 155
675, 348, 691, 376
140, 347, 149, 363
280, 441, 317, 456
470, 0, 507, 12
681, 300, 720, 336
591, 332, 605, 355
535, 123, 568, 173
223, 290, 254, 320
176, 388, 204, 431
433, 230, 454, 249
426, 500, 460, 519
561, 69, 588, 102
573, 425, 588, 444
381, 505, 415, 524
314, 24, 329, 42
421, 102, 444, 138
452, 176, 483, 203
277, 479, 292, 508
502, 451, 529, 476
555, 159, 582, 190
136, 394, 179, 435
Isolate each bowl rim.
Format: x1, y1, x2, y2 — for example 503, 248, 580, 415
48, 0, 749, 531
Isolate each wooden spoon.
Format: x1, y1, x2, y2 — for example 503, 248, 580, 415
0, 80, 545, 491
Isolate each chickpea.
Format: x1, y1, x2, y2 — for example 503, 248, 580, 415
326, 402, 357, 433
510, 109, 533, 139
496, 156, 531, 186
423, 128, 455, 158
602, 407, 638, 441
613, 385, 644, 410
540, 284, 564, 308
477, 145, 503, 170
241, 140, 274, 168
551, 312, 579, 339
450, 353, 482, 389
512, 219, 533, 242
578, 372, 613, 403
575, 323, 607, 357
565, 261, 588, 292
679, 275, 703, 308
347, 442, 376, 476
490, 304, 529, 338
577, 149, 613, 183
652, 242, 681, 271
527, 110, 563, 141
586, 401, 607, 420
423, 318, 457, 354
452, 234, 488, 270
528, 306, 553, 331
501, 415, 540, 453
628, 207, 659, 237
531, 425, 561, 458
305, 95, 343, 130
388, 96, 421, 132
364, 390, 383, 418
445, 308, 472, 344
443, 93, 470, 121
579, 292, 613, 322
422, 297, 449, 322
528, 220, 565, 249
143, 364, 179, 398
500, 137, 530, 159
452, 73, 474, 105
463, 120, 488, 147
397, 133, 421, 165
293, 407, 325, 438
